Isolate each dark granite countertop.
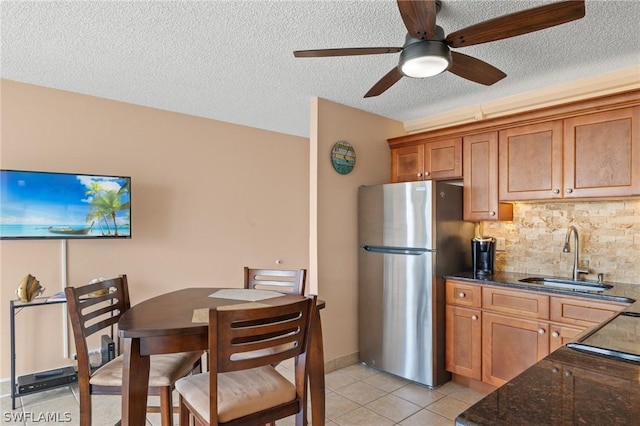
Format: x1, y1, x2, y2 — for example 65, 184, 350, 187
446, 271, 640, 312
448, 272, 640, 425
455, 346, 640, 426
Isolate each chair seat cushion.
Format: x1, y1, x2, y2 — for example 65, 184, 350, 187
175, 366, 296, 423
90, 351, 202, 387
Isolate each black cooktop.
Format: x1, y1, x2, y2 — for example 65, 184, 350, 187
567, 312, 640, 364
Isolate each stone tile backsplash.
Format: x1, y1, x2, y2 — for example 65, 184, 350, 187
482, 199, 640, 285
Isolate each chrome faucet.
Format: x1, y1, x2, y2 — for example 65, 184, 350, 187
563, 225, 589, 281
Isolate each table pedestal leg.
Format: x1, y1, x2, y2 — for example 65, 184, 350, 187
309, 307, 325, 426
122, 338, 150, 426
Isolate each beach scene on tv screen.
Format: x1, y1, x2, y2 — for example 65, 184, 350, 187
0, 171, 130, 239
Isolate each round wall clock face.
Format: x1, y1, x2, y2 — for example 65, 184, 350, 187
330, 141, 356, 174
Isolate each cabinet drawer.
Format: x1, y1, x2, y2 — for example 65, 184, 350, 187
483, 286, 549, 319
446, 280, 482, 308
550, 296, 626, 327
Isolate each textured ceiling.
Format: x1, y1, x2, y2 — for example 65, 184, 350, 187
1, 1, 639, 138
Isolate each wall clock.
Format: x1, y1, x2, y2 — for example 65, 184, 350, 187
330, 140, 356, 175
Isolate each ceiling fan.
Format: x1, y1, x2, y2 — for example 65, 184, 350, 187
294, 0, 585, 98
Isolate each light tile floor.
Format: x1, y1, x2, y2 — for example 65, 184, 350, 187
1, 361, 489, 425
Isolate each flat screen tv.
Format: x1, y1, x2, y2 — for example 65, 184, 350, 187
0, 169, 131, 240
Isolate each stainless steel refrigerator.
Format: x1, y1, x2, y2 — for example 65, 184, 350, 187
358, 180, 474, 387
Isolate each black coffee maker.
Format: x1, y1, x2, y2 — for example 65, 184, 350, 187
472, 236, 496, 277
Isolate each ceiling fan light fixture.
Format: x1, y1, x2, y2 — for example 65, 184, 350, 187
399, 41, 451, 78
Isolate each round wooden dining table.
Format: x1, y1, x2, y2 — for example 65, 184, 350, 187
118, 288, 325, 426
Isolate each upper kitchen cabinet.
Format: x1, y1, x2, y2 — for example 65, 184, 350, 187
499, 106, 640, 201
388, 89, 639, 201
463, 132, 513, 221
390, 138, 462, 182
498, 121, 564, 201
563, 107, 640, 198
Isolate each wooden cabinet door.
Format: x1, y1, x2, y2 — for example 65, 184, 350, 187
499, 121, 563, 201
563, 106, 640, 198
549, 323, 585, 352
446, 306, 482, 380
391, 144, 424, 182
463, 132, 513, 221
425, 138, 462, 180
482, 312, 549, 386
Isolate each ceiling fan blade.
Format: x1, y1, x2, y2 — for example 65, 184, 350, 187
446, 0, 585, 48
294, 47, 402, 58
397, 0, 437, 40
364, 67, 404, 98
448, 52, 506, 86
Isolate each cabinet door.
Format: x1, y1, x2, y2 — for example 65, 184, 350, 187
499, 121, 563, 201
563, 106, 640, 198
463, 132, 512, 221
549, 323, 585, 353
425, 138, 462, 180
482, 312, 549, 386
446, 306, 482, 380
391, 145, 424, 182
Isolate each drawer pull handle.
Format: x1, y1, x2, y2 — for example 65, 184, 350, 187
471, 315, 478, 321
538, 328, 546, 335
551, 331, 559, 338
459, 292, 466, 298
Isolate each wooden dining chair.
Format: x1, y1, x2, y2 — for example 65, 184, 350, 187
176, 295, 316, 426
243, 267, 307, 295
65, 275, 203, 426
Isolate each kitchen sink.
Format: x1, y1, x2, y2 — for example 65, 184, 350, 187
519, 277, 613, 292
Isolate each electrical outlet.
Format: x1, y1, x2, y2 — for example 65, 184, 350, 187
496, 237, 506, 251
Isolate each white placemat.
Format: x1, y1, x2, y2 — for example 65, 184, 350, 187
192, 301, 270, 323
208, 288, 282, 301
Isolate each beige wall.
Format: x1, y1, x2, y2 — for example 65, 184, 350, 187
0, 80, 311, 377
483, 200, 640, 284
309, 98, 404, 364
0, 80, 406, 380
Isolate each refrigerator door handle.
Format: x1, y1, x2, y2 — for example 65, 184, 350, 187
361, 245, 434, 255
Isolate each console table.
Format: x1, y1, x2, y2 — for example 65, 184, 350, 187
9, 297, 76, 409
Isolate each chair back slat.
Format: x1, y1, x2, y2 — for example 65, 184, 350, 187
244, 267, 307, 295
211, 296, 315, 373
65, 275, 130, 380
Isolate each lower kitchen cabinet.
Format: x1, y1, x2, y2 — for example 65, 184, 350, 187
482, 312, 549, 386
445, 305, 481, 380
550, 295, 624, 327
444, 279, 629, 389
549, 323, 585, 352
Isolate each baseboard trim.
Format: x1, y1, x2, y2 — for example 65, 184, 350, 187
324, 352, 360, 373
451, 373, 498, 394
